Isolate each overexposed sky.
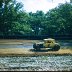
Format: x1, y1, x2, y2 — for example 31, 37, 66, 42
17, 0, 70, 13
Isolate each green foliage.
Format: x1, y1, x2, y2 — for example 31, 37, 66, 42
0, 1, 72, 37
41, 3, 72, 35
29, 11, 45, 35
0, 0, 32, 35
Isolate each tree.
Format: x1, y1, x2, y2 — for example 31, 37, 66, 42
29, 11, 45, 35
57, 3, 72, 35
70, 0, 72, 3
44, 3, 72, 36
0, 0, 32, 36
0, 1, 72, 38
0, 0, 23, 35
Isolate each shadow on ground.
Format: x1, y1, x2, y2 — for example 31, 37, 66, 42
29, 49, 56, 52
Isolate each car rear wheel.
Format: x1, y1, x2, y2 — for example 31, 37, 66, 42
33, 43, 40, 51
52, 44, 60, 51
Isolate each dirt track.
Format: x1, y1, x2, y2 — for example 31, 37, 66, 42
0, 48, 72, 56
0, 39, 72, 56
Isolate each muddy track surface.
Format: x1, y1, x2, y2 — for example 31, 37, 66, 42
0, 48, 72, 56
0, 39, 72, 71
0, 39, 72, 56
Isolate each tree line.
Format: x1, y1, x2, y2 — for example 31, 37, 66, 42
0, 0, 72, 38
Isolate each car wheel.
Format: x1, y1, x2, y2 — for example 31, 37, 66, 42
52, 44, 60, 51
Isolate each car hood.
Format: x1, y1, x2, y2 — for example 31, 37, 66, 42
36, 42, 44, 44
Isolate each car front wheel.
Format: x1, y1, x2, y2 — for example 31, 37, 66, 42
52, 44, 60, 51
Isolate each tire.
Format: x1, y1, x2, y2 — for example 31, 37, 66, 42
33, 43, 36, 48
33, 43, 37, 50
33, 43, 40, 51
52, 44, 60, 51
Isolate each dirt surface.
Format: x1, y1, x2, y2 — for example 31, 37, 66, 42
0, 39, 40, 43
0, 48, 72, 56
0, 39, 72, 71
0, 39, 72, 56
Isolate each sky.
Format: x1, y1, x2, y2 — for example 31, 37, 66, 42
17, 0, 70, 13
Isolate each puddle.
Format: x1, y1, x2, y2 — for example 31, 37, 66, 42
0, 40, 72, 49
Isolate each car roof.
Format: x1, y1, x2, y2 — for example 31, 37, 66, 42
43, 38, 55, 41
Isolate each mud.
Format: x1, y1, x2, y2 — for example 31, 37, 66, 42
0, 39, 72, 71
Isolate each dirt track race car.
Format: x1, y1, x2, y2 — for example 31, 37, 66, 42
33, 38, 60, 51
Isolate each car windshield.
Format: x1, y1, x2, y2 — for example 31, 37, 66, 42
47, 40, 51, 43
